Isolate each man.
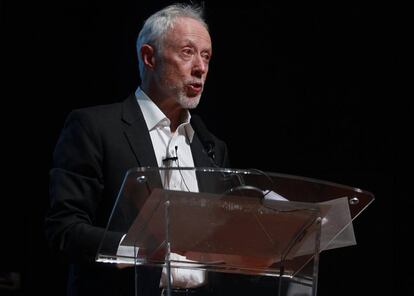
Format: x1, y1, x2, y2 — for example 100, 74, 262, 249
46, 4, 229, 296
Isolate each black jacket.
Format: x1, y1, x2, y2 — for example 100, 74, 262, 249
46, 94, 230, 296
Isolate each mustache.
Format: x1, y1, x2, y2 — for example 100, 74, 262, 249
186, 80, 203, 87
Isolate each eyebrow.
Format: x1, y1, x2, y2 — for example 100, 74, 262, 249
182, 40, 212, 53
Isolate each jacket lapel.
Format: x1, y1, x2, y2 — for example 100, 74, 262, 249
191, 134, 213, 168
121, 94, 216, 192
121, 94, 158, 168
191, 134, 218, 192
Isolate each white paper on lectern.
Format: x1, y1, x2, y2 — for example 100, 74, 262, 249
294, 196, 356, 257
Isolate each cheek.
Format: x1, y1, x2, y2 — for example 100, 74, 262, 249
157, 65, 175, 82
164, 60, 188, 77
159, 56, 194, 83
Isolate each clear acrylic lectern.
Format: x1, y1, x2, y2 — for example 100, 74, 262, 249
96, 167, 374, 296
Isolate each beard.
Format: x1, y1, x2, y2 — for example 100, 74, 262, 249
154, 67, 203, 109
176, 88, 201, 109
161, 78, 203, 109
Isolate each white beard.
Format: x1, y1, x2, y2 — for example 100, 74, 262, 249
177, 89, 201, 109
154, 68, 203, 109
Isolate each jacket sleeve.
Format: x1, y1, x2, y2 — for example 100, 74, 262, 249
46, 110, 123, 263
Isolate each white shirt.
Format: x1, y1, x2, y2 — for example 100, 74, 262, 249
135, 87, 206, 288
135, 87, 199, 192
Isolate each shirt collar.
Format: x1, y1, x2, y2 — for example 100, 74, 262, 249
135, 87, 195, 142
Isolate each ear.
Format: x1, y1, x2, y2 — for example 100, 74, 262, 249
141, 44, 156, 70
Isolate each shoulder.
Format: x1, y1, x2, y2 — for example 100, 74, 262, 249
69, 101, 123, 122
64, 94, 136, 129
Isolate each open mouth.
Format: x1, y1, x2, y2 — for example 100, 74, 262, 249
187, 83, 203, 95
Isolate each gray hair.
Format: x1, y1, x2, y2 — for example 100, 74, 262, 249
136, 3, 208, 79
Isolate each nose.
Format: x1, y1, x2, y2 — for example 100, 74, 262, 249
191, 54, 207, 78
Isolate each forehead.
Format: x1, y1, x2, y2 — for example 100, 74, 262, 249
165, 17, 211, 47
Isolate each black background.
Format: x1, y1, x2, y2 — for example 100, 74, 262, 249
1, 0, 406, 295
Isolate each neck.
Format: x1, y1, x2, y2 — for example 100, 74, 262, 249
141, 83, 185, 132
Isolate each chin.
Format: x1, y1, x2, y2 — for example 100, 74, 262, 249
178, 94, 201, 109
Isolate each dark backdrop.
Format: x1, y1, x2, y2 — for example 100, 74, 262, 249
1, 1, 405, 295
